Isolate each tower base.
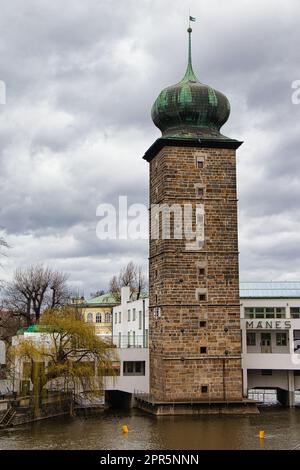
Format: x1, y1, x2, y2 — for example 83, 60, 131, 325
135, 396, 259, 416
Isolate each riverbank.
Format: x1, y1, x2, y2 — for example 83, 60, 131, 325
0, 407, 300, 450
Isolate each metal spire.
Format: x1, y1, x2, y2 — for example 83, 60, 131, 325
181, 19, 199, 83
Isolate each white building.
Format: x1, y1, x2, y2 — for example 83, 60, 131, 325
103, 288, 150, 404
241, 282, 300, 406
112, 287, 149, 349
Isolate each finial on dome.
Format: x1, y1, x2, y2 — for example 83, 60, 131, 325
151, 15, 231, 140
182, 17, 198, 83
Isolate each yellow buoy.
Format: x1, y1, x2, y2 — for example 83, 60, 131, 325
122, 425, 129, 434
259, 430, 265, 439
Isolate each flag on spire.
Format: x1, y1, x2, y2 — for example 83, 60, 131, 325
189, 16, 196, 22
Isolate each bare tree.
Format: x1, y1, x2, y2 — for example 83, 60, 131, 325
46, 270, 70, 309
136, 265, 146, 300
4, 265, 70, 327
89, 289, 105, 298
109, 262, 147, 301
0, 307, 23, 344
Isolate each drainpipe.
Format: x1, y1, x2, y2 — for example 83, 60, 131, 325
223, 358, 226, 401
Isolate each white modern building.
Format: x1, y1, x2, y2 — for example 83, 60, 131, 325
112, 287, 149, 349
241, 282, 300, 406
102, 288, 150, 406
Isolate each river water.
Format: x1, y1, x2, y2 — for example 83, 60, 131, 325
1, 407, 300, 450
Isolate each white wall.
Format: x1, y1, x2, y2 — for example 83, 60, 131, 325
247, 369, 289, 390
104, 348, 149, 394
0, 340, 5, 365
112, 288, 149, 348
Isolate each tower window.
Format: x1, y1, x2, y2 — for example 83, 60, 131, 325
201, 385, 208, 394
198, 293, 206, 302
197, 187, 204, 197
200, 346, 207, 354
199, 321, 207, 328
198, 267, 205, 276
196, 156, 204, 169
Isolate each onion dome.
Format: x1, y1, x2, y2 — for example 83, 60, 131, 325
151, 27, 231, 139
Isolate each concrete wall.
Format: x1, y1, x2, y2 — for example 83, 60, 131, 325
104, 347, 149, 395
247, 369, 289, 390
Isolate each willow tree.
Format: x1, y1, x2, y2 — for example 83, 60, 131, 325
10, 306, 117, 416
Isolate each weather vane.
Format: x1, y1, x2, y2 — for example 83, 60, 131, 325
188, 12, 196, 30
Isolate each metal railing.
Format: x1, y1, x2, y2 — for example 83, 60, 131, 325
111, 335, 148, 349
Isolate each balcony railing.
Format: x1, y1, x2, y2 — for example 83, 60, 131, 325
111, 335, 148, 349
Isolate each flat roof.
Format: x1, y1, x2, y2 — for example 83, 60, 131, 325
240, 282, 300, 299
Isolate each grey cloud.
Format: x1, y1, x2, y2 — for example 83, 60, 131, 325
0, 0, 300, 293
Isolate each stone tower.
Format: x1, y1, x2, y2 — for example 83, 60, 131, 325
143, 26, 244, 407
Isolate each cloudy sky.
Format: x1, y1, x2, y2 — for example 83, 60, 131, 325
0, 0, 300, 297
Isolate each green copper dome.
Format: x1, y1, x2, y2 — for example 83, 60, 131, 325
151, 28, 231, 139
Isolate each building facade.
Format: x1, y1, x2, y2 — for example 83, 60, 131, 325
112, 287, 149, 349
80, 293, 117, 338
143, 27, 243, 405
241, 282, 300, 406
109, 282, 300, 408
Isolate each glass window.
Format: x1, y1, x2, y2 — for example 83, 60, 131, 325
247, 332, 256, 346
291, 307, 300, 314
133, 331, 135, 347
123, 361, 145, 376
138, 311, 142, 330
119, 312, 121, 323
87, 313, 93, 322
261, 370, 272, 376
118, 332, 121, 348
128, 309, 131, 321
291, 307, 300, 319
105, 312, 110, 323
276, 332, 287, 346
96, 313, 101, 323
196, 157, 204, 169
244, 307, 286, 319
114, 312, 117, 324
133, 308, 136, 321
255, 313, 264, 319
292, 313, 300, 319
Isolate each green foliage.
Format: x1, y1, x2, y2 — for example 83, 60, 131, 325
10, 307, 118, 414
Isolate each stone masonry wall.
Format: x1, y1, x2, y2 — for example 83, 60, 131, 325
148, 145, 243, 401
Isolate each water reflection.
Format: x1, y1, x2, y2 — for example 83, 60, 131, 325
1, 408, 300, 450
